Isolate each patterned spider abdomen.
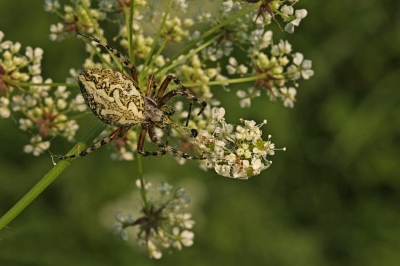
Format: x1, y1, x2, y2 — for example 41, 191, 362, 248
78, 68, 145, 127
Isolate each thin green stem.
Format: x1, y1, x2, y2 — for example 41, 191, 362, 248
145, 38, 168, 75
6, 80, 76, 88
139, 0, 174, 81
80, 0, 102, 38
183, 74, 267, 87
126, 2, 134, 64
0, 123, 107, 231
137, 150, 148, 211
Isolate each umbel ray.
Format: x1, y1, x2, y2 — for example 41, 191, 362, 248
57, 32, 206, 160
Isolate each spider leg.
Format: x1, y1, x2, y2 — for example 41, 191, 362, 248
76, 32, 138, 83
161, 90, 207, 126
156, 75, 207, 126
145, 75, 156, 97
144, 124, 205, 160
58, 127, 130, 160
137, 125, 167, 157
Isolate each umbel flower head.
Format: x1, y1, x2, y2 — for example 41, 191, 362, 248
193, 107, 283, 179
113, 180, 195, 259
0, 31, 85, 156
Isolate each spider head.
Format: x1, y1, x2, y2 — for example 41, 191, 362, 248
144, 97, 166, 123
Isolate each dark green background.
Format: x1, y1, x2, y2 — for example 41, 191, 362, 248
1, 1, 400, 265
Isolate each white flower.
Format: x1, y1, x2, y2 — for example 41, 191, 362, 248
293, 53, 314, 79
260, 30, 273, 49
226, 57, 248, 75
264, 139, 276, 156
280, 87, 297, 108
111, 147, 134, 161
23, 135, 50, 156
176, 213, 195, 229
277, 40, 292, 55
49, 23, 64, 41
0, 97, 10, 118
173, 0, 189, 12
214, 141, 226, 159
284, 9, 308, 34
62, 120, 79, 141
18, 118, 33, 130
25, 47, 44, 62
172, 227, 194, 250
251, 158, 263, 171
222, 0, 234, 12
212, 107, 225, 122
154, 55, 165, 67
135, 179, 152, 190
249, 29, 273, 50
196, 7, 212, 23
280, 5, 294, 16
54, 86, 70, 99
147, 241, 162, 259
56, 98, 67, 110
225, 153, 237, 164
214, 164, 231, 177
44, 0, 60, 12
237, 90, 251, 108
232, 159, 250, 179
180, 230, 194, 247
70, 95, 87, 112
10, 42, 21, 54
293, 52, 304, 66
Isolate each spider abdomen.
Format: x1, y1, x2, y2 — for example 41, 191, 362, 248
78, 68, 146, 127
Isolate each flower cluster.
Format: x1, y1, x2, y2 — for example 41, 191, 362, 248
45, 0, 113, 41
14, 84, 86, 155
0, 31, 87, 156
113, 180, 195, 259
246, 0, 307, 34
193, 107, 282, 179
0, 30, 43, 117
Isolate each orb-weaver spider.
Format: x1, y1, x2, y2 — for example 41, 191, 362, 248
58, 32, 206, 160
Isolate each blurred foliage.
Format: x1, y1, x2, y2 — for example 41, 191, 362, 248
1, 1, 400, 265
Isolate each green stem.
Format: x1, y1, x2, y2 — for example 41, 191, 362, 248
184, 74, 267, 87
139, 0, 174, 81
0, 123, 107, 231
145, 38, 168, 75
6, 80, 75, 88
137, 150, 148, 211
126, 2, 134, 64
80, 0, 102, 38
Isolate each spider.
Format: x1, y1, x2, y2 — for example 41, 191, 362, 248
58, 32, 207, 160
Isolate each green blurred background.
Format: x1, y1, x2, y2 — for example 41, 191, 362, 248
1, 1, 400, 265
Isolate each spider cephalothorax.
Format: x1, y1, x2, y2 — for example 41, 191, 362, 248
58, 32, 206, 160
